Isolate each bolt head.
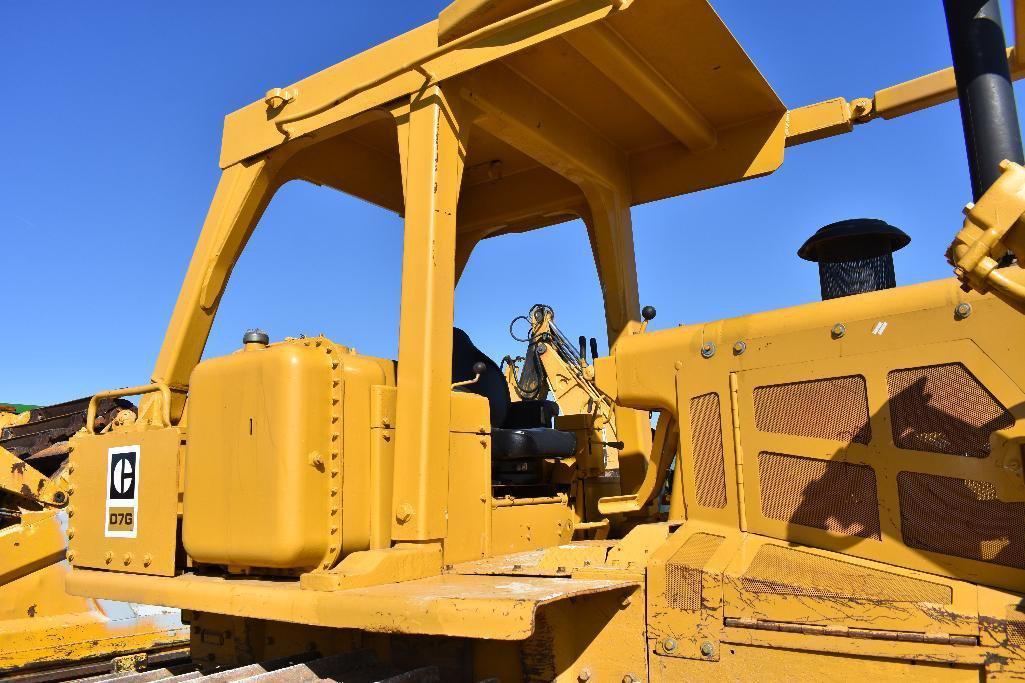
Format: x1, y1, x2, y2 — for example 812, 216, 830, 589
663, 637, 677, 651
700, 641, 714, 657
578, 668, 592, 681
700, 341, 716, 358
732, 340, 746, 355
955, 302, 972, 319
396, 503, 414, 523
831, 323, 846, 339
264, 87, 295, 109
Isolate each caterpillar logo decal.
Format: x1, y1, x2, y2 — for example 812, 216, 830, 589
105, 446, 140, 538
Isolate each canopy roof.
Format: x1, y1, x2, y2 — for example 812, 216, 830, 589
220, 0, 786, 239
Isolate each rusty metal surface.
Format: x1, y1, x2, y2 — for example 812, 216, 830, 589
724, 617, 979, 646
0, 397, 134, 474
42, 649, 443, 683
5, 649, 191, 683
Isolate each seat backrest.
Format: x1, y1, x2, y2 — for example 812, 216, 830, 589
452, 328, 510, 428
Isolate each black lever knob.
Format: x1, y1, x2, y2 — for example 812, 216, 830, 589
472, 361, 488, 378
578, 336, 587, 360
641, 305, 656, 322
589, 337, 599, 361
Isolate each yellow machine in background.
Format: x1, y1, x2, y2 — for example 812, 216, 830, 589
502, 305, 622, 459
0, 401, 186, 678
21, 0, 1025, 680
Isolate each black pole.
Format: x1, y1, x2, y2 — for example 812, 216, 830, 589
944, 0, 1025, 200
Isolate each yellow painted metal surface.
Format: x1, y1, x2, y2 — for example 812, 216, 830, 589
68, 427, 181, 577
67, 568, 633, 641
184, 337, 390, 572
0, 559, 186, 674
786, 48, 1025, 147
0, 503, 186, 674
949, 160, 1025, 312
652, 642, 983, 682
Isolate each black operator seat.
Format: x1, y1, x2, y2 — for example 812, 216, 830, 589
451, 328, 577, 460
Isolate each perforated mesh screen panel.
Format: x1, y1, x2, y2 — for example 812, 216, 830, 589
690, 393, 727, 509
897, 471, 1025, 569
888, 363, 1012, 458
665, 533, 724, 611
818, 255, 896, 300
758, 452, 881, 540
1006, 619, 1025, 648
741, 544, 952, 603
753, 376, 871, 444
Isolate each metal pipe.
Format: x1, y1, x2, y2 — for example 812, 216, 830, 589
944, 0, 1025, 200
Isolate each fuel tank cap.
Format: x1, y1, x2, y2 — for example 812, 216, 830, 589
243, 329, 270, 346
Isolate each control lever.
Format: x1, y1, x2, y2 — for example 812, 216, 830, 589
578, 335, 587, 361
589, 337, 599, 362
452, 361, 488, 389
640, 305, 656, 332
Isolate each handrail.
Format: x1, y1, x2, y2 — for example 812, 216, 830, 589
86, 383, 172, 433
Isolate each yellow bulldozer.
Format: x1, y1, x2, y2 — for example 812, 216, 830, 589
18, 0, 1025, 680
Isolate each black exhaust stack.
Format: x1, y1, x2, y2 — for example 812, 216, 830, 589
799, 219, 911, 300
944, 0, 1024, 199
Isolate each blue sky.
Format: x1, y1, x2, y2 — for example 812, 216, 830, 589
2, 1, 1023, 404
